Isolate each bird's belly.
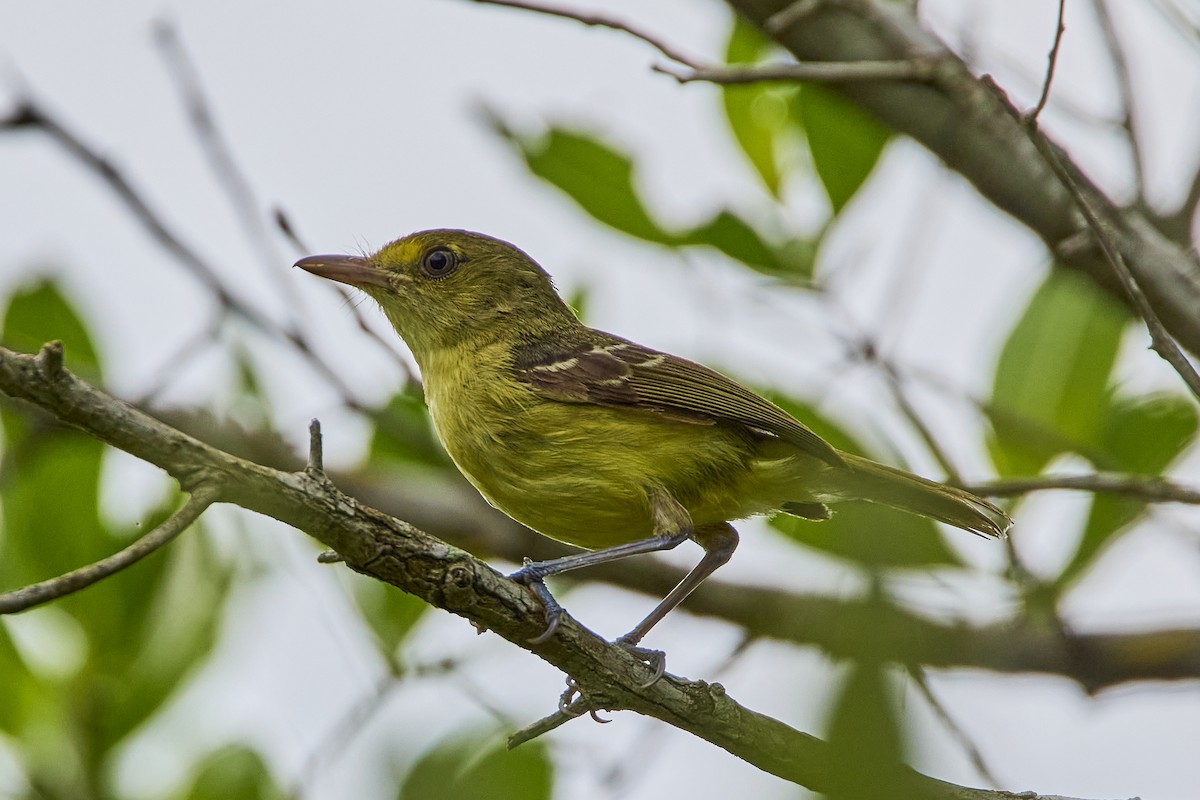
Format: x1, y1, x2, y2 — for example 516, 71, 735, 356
432, 400, 759, 550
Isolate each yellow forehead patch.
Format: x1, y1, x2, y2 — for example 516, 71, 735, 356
376, 237, 426, 266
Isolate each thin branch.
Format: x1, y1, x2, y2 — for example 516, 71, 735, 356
0, 99, 371, 409
0, 482, 217, 614
653, 59, 936, 85
1089, 0, 1146, 199
471, 0, 703, 68
906, 665, 1001, 787
874, 353, 962, 482
153, 21, 286, 280
287, 674, 403, 799
966, 473, 1200, 505
476, 0, 936, 87
1029, 0, 1068, 124
1020, 116, 1200, 400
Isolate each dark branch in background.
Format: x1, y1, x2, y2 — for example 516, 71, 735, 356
141, 402, 1200, 691
155, 25, 420, 388
0, 342, 1121, 800
1089, 0, 1147, 200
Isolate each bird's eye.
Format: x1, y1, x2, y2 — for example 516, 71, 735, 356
421, 247, 459, 278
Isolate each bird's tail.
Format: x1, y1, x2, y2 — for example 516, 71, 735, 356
829, 453, 1011, 539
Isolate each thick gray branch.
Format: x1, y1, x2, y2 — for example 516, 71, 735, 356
729, 0, 1200, 357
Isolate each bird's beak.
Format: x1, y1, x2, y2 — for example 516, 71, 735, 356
294, 254, 392, 290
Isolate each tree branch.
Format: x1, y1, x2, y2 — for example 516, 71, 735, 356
966, 473, 1200, 505
726, 0, 1200, 358
653, 59, 936, 84
0, 476, 217, 614
0, 342, 1131, 799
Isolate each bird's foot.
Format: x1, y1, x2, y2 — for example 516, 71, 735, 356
614, 633, 667, 687
509, 559, 563, 644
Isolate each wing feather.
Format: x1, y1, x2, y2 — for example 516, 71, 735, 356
513, 336, 844, 467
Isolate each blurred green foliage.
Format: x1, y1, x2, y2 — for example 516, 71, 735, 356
398, 730, 552, 800
0, 282, 244, 799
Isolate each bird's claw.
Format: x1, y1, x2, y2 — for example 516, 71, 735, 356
510, 560, 563, 644
558, 676, 609, 723
614, 635, 667, 687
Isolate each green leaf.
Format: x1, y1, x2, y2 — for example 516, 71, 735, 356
763, 397, 960, 567
793, 85, 890, 213
682, 210, 798, 275
721, 16, 791, 196
1, 279, 101, 381
369, 385, 453, 470
96, 513, 233, 743
399, 731, 553, 800
988, 268, 1129, 476
489, 118, 672, 244
1, 281, 108, 588
491, 115, 818, 278
1057, 394, 1197, 587
772, 501, 959, 568
825, 658, 908, 800
352, 577, 429, 658
183, 745, 282, 800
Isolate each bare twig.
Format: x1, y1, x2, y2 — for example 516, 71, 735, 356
1022, 124, 1200, 400
508, 699, 591, 749
0, 482, 217, 614
906, 666, 1001, 786
883, 369, 961, 482
471, 0, 703, 68
966, 473, 1200, 505
0, 97, 392, 412
287, 674, 403, 799
1012, 9, 1200, 399
653, 59, 937, 85
154, 21, 289, 283
1089, 0, 1146, 199
1029, 0, 1068, 124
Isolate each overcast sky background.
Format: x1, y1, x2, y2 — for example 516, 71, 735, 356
2, 1, 1199, 799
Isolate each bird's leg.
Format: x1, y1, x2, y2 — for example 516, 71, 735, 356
509, 489, 693, 648
615, 523, 739, 685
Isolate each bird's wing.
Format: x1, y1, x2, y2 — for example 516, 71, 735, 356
513, 336, 844, 467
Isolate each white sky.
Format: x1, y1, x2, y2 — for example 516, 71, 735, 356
2, 1, 1199, 799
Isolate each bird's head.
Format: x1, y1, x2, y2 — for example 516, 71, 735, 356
295, 229, 576, 357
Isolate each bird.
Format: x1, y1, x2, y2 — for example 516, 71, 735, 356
296, 229, 1010, 678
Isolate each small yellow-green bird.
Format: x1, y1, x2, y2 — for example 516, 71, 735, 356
297, 230, 1009, 673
